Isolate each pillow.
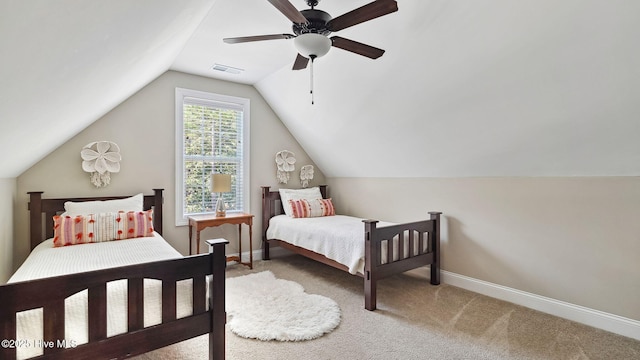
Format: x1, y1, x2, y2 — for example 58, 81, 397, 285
63, 193, 143, 216
288, 198, 336, 218
279, 187, 322, 217
318, 198, 336, 216
53, 210, 154, 247
288, 199, 316, 218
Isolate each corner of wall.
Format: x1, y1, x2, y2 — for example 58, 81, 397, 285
0, 178, 17, 283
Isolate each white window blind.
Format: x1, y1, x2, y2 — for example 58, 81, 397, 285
175, 88, 250, 226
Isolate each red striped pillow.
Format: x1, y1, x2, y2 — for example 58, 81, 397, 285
53, 210, 154, 247
123, 210, 154, 239
288, 199, 335, 218
318, 198, 336, 216
288, 199, 313, 218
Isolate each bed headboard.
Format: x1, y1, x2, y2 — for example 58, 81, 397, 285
27, 189, 164, 251
260, 185, 327, 240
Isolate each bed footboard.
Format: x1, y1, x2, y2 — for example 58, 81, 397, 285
363, 212, 441, 310
0, 239, 228, 360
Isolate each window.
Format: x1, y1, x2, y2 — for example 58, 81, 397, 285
175, 88, 250, 226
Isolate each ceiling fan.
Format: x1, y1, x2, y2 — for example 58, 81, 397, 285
223, 0, 399, 103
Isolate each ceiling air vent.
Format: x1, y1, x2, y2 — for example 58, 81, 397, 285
211, 63, 244, 75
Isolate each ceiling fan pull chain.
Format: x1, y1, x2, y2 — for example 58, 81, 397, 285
310, 55, 316, 105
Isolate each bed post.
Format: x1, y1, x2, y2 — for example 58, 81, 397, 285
318, 185, 327, 198
429, 212, 442, 285
28, 191, 43, 251
153, 189, 164, 236
363, 219, 379, 311
206, 238, 228, 360
261, 186, 272, 260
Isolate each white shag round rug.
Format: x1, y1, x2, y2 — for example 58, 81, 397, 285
226, 271, 341, 341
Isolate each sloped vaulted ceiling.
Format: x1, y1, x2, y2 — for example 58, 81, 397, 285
253, 1, 640, 177
1, 0, 638, 179
0, 0, 215, 178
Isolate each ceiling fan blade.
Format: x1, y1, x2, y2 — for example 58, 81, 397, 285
223, 34, 296, 44
267, 0, 309, 25
327, 0, 398, 32
331, 36, 385, 59
292, 53, 309, 70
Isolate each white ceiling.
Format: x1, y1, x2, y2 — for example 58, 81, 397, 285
0, 0, 215, 178
1, 0, 639, 179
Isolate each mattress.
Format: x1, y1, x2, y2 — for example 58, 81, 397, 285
266, 215, 397, 275
9, 233, 195, 360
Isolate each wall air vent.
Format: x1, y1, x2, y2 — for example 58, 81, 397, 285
211, 63, 244, 75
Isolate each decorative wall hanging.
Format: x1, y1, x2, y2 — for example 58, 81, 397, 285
275, 150, 296, 184
81, 141, 121, 188
300, 165, 314, 188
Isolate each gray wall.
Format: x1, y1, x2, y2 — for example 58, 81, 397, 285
0, 178, 16, 282
327, 177, 640, 321
14, 70, 324, 271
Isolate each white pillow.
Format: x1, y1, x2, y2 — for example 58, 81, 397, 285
63, 193, 144, 216
279, 187, 322, 217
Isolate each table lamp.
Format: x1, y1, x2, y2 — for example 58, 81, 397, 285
211, 173, 231, 217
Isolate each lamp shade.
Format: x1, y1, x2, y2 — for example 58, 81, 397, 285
211, 174, 231, 193
294, 33, 332, 58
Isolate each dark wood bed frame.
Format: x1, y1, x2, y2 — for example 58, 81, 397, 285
261, 185, 442, 311
0, 189, 227, 360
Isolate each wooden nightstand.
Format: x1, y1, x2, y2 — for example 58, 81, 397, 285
188, 213, 254, 269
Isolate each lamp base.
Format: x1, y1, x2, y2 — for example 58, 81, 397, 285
215, 196, 226, 217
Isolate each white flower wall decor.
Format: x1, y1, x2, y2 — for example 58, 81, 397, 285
275, 150, 296, 184
81, 141, 121, 188
300, 165, 314, 188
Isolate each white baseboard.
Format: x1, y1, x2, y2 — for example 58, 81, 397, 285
242, 248, 640, 341
441, 270, 640, 341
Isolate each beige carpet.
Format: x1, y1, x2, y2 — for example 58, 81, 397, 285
135, 253, 640, 360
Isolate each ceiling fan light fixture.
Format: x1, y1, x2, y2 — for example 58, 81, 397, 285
294, 33, 331, 59
222, 0, 399, 103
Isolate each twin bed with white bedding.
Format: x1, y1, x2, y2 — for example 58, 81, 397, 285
261, 185, 442, 310
267, 215, 397, 275
1, 190, 227, 360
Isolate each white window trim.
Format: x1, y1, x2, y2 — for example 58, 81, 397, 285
175, 87, 250, 226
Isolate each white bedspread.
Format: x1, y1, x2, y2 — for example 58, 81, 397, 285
266, 215, 395, 275
8, 233, 193, 360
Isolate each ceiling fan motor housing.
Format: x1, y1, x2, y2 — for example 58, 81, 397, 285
293, 9, 332, 36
